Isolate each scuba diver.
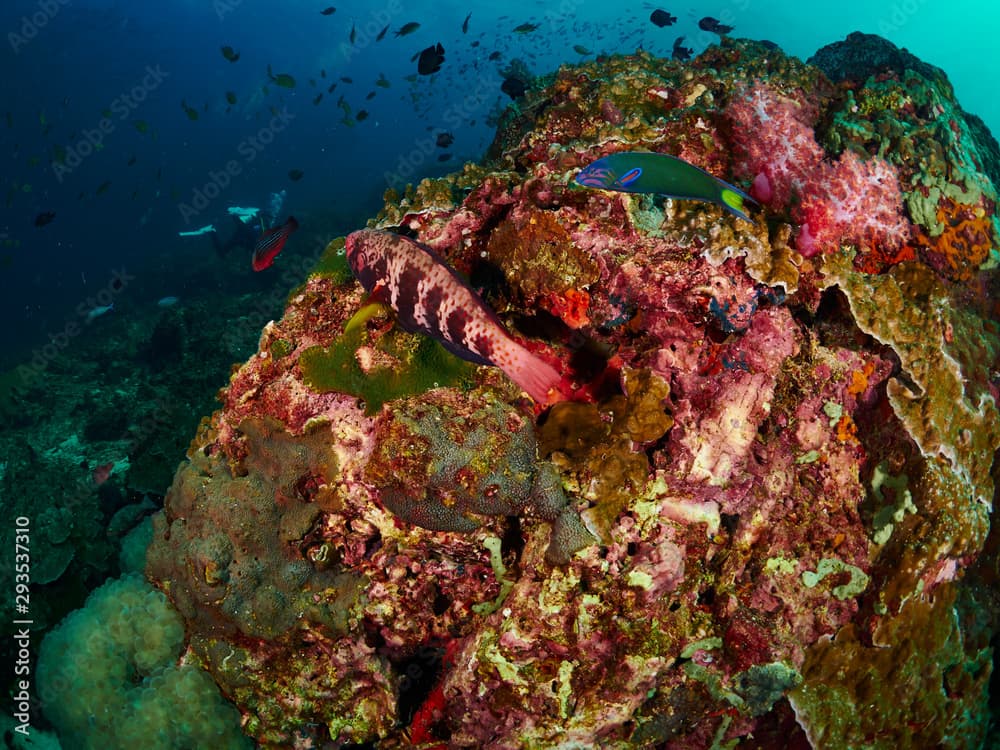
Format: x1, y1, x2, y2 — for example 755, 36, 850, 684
211, 211, 260, 258
213, 190, 289, 260
177, 191, 296, 269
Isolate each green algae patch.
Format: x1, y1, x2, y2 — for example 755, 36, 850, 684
269, 338, 294, 360
299, 310, 475, 415
310, 237, 353, 283
870, 460, 916, 546
801, 558, 870, 600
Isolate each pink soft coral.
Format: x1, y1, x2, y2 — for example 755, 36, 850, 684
793, 150, 910, 257
727, 82, 823, 208
727, 82, 910, 258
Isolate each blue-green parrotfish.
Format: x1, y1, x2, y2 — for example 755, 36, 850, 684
575, 151, 755, 222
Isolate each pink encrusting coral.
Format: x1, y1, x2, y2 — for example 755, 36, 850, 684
727, 81, 911, 257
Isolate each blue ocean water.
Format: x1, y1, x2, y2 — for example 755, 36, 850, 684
0, 0, 996, 363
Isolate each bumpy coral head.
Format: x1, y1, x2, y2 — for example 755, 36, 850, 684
345, 229, 390, 293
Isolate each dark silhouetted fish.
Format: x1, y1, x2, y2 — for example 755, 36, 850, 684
649, 9, 677, 27
513, 22, 538, 33
417, 43, 445, 75
436, 131, 454, 148
376, 24, 389, 41
672, 36, 692, 60
34, 211, 55, 227
288, 169, 304, 181
501, 75, 527, 99
320, 6, 336, 15
462, 12, 471, 33
267, 65, 296, 88
395, 22, 420, 37
220, 45, 240, 62
698, 17, 733, 34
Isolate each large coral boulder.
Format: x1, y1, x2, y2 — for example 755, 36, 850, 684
146, 35, 999, 748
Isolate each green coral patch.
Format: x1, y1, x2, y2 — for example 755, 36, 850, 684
299, 313, 475, 415
309, 237, 354, 283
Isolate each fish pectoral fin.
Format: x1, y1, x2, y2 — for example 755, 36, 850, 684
436, 335, 493, 367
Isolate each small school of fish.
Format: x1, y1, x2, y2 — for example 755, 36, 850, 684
8, 6, 736, 275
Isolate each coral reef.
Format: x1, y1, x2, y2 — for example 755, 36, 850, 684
0, 283, 268, 708
143, 33, 999, 749
36, 574, 248, 749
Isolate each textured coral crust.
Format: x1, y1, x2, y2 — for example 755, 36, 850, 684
789, 586, 992, 749
365, 387, 593, 563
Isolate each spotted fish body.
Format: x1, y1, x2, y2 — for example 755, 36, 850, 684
576, 151, 755, 222
345, 229, 561, 403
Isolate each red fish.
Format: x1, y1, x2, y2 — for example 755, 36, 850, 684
252, 216, 298, 271
345, 229, 561, 403
92, 461, 113, 486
